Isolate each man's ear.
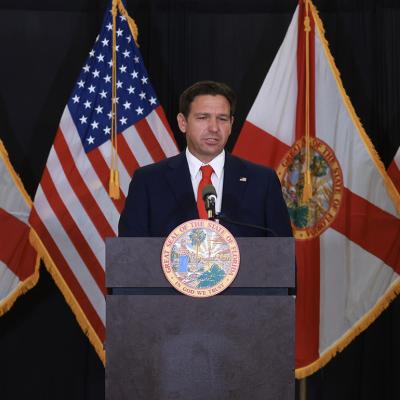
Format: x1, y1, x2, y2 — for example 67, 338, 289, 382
177, 113, 187, 133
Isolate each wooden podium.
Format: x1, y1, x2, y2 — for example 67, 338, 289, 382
106, 237, 295, 400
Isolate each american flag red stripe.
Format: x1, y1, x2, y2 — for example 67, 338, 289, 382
58, 109, 124, 225
121, 126, 154, 166
53, 131, 115, 239
39, 167, 106, 292
29, 3, 179, 361
42, 141, 109, 267
146, 109, 178, 156
117, 134, 139, 176
29, 207, 106, 341
155, 107, 176, 140
135, 118, 167, 162
86, 148, 126, 212
32, 184, 106, 317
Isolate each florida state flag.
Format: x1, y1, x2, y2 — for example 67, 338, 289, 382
0, 140, 39, 316
234, 0, 400, 378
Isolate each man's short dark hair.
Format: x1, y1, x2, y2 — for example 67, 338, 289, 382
179, 81, 236, 118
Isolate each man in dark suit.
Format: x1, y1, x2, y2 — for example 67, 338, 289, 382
118, 81, 292, 237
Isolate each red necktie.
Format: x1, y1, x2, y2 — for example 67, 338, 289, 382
197, 165, 214, 219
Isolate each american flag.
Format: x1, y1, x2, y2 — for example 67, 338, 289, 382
29, 3, 178, 361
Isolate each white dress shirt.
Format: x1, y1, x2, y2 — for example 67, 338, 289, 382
185, 148, 225, 213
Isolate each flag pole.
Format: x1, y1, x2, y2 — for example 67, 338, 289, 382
109, 0, 120, 199
299, 377, 307, 400
302, 0, 312, 203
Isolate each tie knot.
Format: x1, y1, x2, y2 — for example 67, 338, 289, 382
200, 165, 213, 179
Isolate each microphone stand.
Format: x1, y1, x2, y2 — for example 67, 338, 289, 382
211, 212, 277, 237
202, 184, 277, 236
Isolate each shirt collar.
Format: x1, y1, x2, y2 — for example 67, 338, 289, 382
185, 148, 225, 179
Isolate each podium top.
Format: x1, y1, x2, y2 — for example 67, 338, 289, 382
106, 237, 295, 289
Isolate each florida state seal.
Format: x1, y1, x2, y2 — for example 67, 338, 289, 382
161, 219, 240, 297
277, 137, 344, 240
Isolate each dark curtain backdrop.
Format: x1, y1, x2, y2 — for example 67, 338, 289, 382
0, 1, 399, 399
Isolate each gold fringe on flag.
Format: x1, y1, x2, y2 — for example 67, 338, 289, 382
296, 279, 400, 379
0, 251, 40, 317
0, 224, 40, 317
29, 229, 106, 364
0, 139, 32, 207
117, 0, 139, 45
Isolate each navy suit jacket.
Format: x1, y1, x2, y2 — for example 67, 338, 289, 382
118, 152, 292, 237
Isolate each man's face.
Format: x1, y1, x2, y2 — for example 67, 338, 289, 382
177, 94, 233, 163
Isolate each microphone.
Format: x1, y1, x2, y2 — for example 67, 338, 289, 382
202, 184, 217, 220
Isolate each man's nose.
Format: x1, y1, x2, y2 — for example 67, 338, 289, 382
208, 117, 218, 132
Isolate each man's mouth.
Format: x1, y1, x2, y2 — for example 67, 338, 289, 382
204, 137, 219, 144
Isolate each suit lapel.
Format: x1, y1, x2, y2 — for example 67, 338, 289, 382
165, 152, 198, 221
221, 153, 249, 219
